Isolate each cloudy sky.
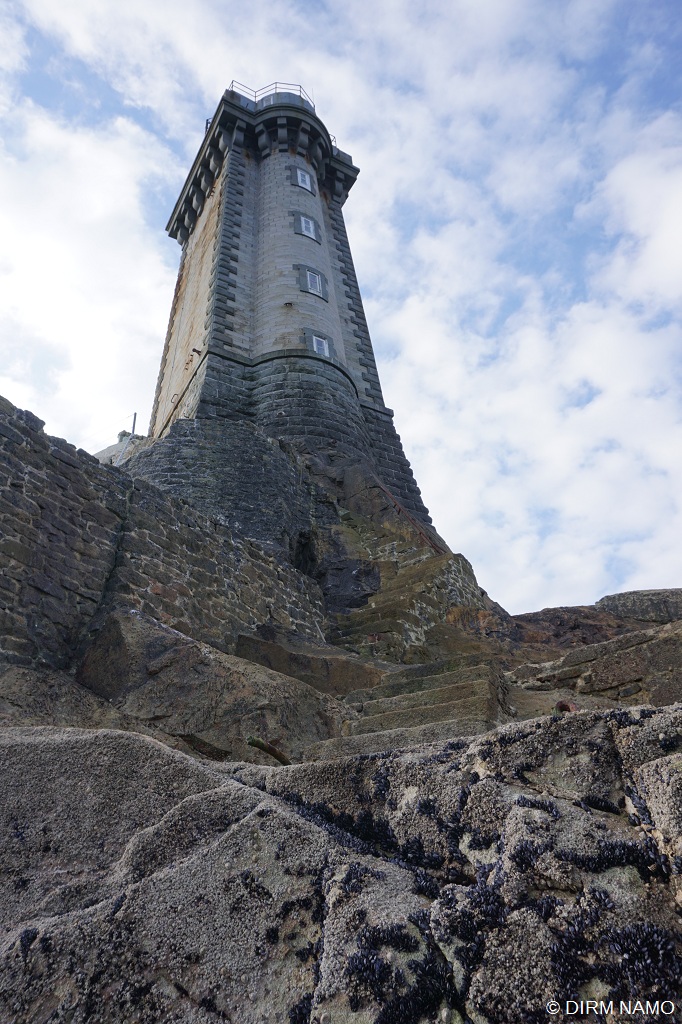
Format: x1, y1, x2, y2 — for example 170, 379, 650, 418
1, 0, 681, 614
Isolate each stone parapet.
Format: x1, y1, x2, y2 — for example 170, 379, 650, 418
166, 87, 355, 246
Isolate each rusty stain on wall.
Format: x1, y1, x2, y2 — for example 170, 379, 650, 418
152, 174, 224, 437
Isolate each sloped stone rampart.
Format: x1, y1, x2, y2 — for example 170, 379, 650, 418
0, 397, 325, 668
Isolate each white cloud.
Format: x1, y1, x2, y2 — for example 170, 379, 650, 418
0, 5, 28, 76
0, 95, 180, 449
589, 114, 682, 311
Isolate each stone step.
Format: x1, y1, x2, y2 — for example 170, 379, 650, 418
333, 609, 426, 638
303, 715, 491, 761
234, 633, 388, 697
344, 665, 496, 704
345, 586, 442, 618
357, 677, 492, 717
347, 692, 496, 736
378, 656, 486, 683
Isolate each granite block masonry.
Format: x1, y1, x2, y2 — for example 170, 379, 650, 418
145, 82, 431, 526
0, 396, 325, 669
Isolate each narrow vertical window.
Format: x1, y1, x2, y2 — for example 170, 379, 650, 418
293, 212, 321, 242
297, 168, 313, 191
301, 328, 334, 356
306, 270, 322, 295
295, 264, 328, 299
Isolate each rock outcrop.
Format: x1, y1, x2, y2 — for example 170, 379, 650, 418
595, 591, 682, 625
76, 609, 357, 764
507, 621, 682, 709
2, 713, 682, 1023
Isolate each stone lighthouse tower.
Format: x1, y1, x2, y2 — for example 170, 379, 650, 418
148, 82, 431, 525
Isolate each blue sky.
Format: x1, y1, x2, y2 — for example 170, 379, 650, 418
1, 0, 681, 614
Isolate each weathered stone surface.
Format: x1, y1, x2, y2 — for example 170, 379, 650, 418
637, 754, 682, 862
506, 621, 682, 708
332, 553, 492, 661
76, 609, 358, 764
0, 664, 188, 751
235, 631, 388, 696
509, 603, 655, 648
596, 589, 682, 624
3, 711, 682, 1023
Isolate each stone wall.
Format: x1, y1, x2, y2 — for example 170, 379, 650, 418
252, 351, 374, 458
363, 404, 432, 522
195, 351, 252, 420
183, 347, 432, 523
0, 397, 325, 669
107, 476, 325, 652
125, 415, 337, 554
0, 400, 128, 667
194, 349, 375, 459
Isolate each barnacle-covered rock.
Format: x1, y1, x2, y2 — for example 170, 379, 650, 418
2, 705, 682, 1022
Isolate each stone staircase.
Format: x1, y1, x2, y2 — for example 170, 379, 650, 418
234, 632, 510, 762
335, 505, 440, 567
302, 656, 508, 760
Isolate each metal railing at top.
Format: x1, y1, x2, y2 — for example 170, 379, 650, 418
227, 81, 315, 110
213, 83, 337, 148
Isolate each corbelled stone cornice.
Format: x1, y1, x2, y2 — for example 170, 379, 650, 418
168, 85, 359, 244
